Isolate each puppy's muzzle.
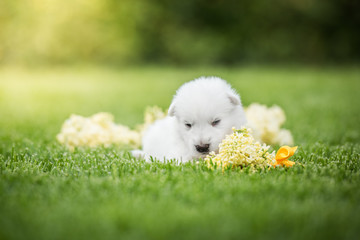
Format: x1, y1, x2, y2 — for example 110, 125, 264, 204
195, 144, 210, 153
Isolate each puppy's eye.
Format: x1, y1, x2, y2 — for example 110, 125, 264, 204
211, 119, 221, 127
185, 123, 192, 128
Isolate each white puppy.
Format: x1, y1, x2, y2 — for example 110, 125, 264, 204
135, 76, 247, 162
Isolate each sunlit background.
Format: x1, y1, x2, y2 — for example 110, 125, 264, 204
0, 0, 359, 142
1, 0, 359, 66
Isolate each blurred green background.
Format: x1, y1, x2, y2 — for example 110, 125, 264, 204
1, 0, 359, 66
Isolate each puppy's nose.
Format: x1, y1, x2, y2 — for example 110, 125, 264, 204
195, 144, 210, 153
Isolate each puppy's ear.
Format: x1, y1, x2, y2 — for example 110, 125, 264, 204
227, 92, 241, 106
168, 102, 176, 116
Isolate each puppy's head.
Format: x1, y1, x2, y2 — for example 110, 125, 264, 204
168, 77, 246, 159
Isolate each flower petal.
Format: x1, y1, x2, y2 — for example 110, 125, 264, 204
282, 160, 296, 167
275, 146, 298, 161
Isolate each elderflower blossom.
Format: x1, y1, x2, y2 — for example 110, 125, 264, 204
57, 113, 141, 150
245, 103, 293, 145
136, 106, 167, 135
205, 127, 275, 171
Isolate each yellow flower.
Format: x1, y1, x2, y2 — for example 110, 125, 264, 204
272, 146, 298, 167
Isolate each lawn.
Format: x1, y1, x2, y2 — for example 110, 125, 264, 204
0, 66, 359, 240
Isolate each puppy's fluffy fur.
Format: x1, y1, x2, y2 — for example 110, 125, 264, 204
136, 77, 247, 162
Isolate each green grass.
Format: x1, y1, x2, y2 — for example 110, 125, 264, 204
0, 66, 360, 240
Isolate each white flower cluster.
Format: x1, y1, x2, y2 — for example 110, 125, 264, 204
136, 106, 167, 134
56, 112, 141, 150
57, 106, 167, 150
205, 127, 275, 171
245, 103, 293, 146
